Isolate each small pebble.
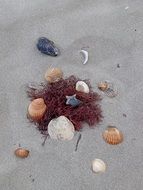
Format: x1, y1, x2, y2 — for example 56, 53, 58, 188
123, 113, 127, 117
117, 64, 120, 68
32, 179, 35, 182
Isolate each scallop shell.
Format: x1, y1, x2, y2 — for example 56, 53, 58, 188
28, 98, 47, 121
92, 159, 106, 173
48, 116, 75, 140
98, 81, 118, 98
76, 81, 89, 93
102, 126, 123, 145
45, 68, 63, 83
15, 148, 29, 158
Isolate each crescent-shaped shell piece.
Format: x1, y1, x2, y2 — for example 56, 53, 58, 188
80, 50, 88, 65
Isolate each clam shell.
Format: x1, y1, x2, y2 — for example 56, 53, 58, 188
28, 98, 47, 121
92, 159, 106, 173
45, 68, 63, 83
76, 81, 89, 93
102, 126, 123, 145
48, 116, 75, 140
37, 37, 60, 56
15, 148, 29, 158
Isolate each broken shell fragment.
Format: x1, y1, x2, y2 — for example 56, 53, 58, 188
15, 148, 29, 158
76, 81, 89, 93
92, 159, 106, 173
80, 50, 88, 65
66, 94, 81, 107
102, 126, 123, 145
48, 116, 75, 140
105, 87, 118, 98
98, 81, 118, 98
28, 98, 47, 121
98, 81, 109, 91
45, 68, 63, 83
37, 37, 60, 56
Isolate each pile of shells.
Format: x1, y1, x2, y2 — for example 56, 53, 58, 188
22, 39, 125, 175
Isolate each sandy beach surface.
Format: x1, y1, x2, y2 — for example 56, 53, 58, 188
0, 1, 143, 189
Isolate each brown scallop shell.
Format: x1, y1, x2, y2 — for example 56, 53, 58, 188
45, 68, 63, 83
15, 148, 29, 158
28, 98, 47, 121
102, 126, 123, 145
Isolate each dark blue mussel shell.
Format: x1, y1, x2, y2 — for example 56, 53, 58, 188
37, 37, 60, 56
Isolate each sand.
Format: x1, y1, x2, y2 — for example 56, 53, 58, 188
0, 0, 143, 189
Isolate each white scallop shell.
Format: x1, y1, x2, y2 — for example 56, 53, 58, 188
76, 81, 89, 93
92, 159, 106, 173
48, 116, 75, 140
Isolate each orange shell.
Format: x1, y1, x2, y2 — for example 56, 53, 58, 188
102, 127, 123, 145
45, 68, 63, 83
28, 98, 47, 121
15, 148, 29, 158
98, 82, 109, 91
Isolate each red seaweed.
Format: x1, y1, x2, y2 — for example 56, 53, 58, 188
27, 75, 103, 134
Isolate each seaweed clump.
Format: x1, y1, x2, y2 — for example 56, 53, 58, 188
27, 75, 102, 134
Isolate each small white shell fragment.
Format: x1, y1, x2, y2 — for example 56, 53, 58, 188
76, 81, 89, 93
80, 50, 88, 65
125, 6, 129, 10
48, 116, 75, 140
92, 159, 106, 173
